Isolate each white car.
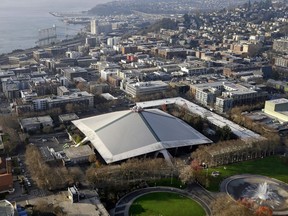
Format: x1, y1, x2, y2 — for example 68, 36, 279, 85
211, 171, 220, 177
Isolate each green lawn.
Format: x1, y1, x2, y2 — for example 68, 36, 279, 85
129, 192, 205, 216
207, 156, 288, 191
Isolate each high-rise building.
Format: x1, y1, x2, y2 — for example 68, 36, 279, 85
107, 37, 121, 47
90, 19, 98, 35
91, 19, 112, 36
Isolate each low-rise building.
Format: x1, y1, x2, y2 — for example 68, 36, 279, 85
191, 81, 267, 112
274, 56, 288, 68
68, 186, 79, 203
273, 38, 288, 53
57, 86, 70, 96
158, 48, 187, 59
16, 91, 94, 115
59, 113, 79, 124
89, 82, 110, 94
19, 116, 53, 132
47, 91, 94, 111
63, 145, 94, 165
125, 81, 169, 98
61, 67, 88, 81
33, 49, 51, 61
264, 98, 288, 123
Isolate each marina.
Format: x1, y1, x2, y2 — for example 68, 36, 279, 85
49, 11, 88, 18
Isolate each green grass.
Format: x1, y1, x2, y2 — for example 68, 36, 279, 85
129, 192, 205, 216
207, 156, 288, 191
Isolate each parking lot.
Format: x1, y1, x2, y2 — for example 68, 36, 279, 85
29, 131, 71, 151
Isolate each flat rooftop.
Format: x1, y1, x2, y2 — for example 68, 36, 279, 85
63, 145, 94, 159
59, 113, 79, 122
20, 116, 53, 126
267, 98, 288, 105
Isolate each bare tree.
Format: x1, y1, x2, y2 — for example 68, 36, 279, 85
179, 165, 194, 184
88, 154, 97, 163
211, 194, 253, 216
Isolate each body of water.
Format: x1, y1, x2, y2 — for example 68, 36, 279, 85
0, 0, 109, 54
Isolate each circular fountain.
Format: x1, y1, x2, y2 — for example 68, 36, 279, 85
221, 175, 288, 214
242, 181, 281, 209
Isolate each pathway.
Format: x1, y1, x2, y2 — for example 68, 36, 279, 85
113, 184, 215, 216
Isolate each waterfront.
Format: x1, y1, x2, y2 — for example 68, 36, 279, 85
0, 0, 110, 54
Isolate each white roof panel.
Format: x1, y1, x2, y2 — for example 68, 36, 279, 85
72, 109, 212, 164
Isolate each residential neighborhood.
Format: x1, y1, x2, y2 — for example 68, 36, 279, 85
0, 0, 288, 215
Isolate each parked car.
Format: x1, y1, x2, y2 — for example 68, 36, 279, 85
211, 171, 220, 177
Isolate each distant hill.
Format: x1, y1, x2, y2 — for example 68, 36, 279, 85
139, 18, 179, 34
88, 0, 256, 16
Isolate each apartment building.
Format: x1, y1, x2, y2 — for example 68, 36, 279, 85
125, 81, 169, 98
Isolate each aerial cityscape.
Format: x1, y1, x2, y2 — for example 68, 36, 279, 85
0, 0, 288, 215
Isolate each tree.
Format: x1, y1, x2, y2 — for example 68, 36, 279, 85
255, 206, 273, 216
86, 166, 97, 185
0, 115, 19, 129
179, 165, 194, 184
25, 145, 70, 190
221, 125, 233, 140
88, 154, 97, 163
211, 194, 254, 216
191, 159, 202, 171
69, 167, 83, 184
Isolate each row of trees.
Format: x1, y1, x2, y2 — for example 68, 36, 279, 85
86, 158, 175, 188
25, 145, 83, 190
86, 158, 179, 206
167, 105, 236, 142
134, 88, 178, 103
191, 138, 279, 167
228, 105, 279, 139
0, 115, 23, 154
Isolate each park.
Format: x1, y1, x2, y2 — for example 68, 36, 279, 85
114, 155, 288, 216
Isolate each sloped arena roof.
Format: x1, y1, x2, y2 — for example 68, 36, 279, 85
72, 108, 212, 164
